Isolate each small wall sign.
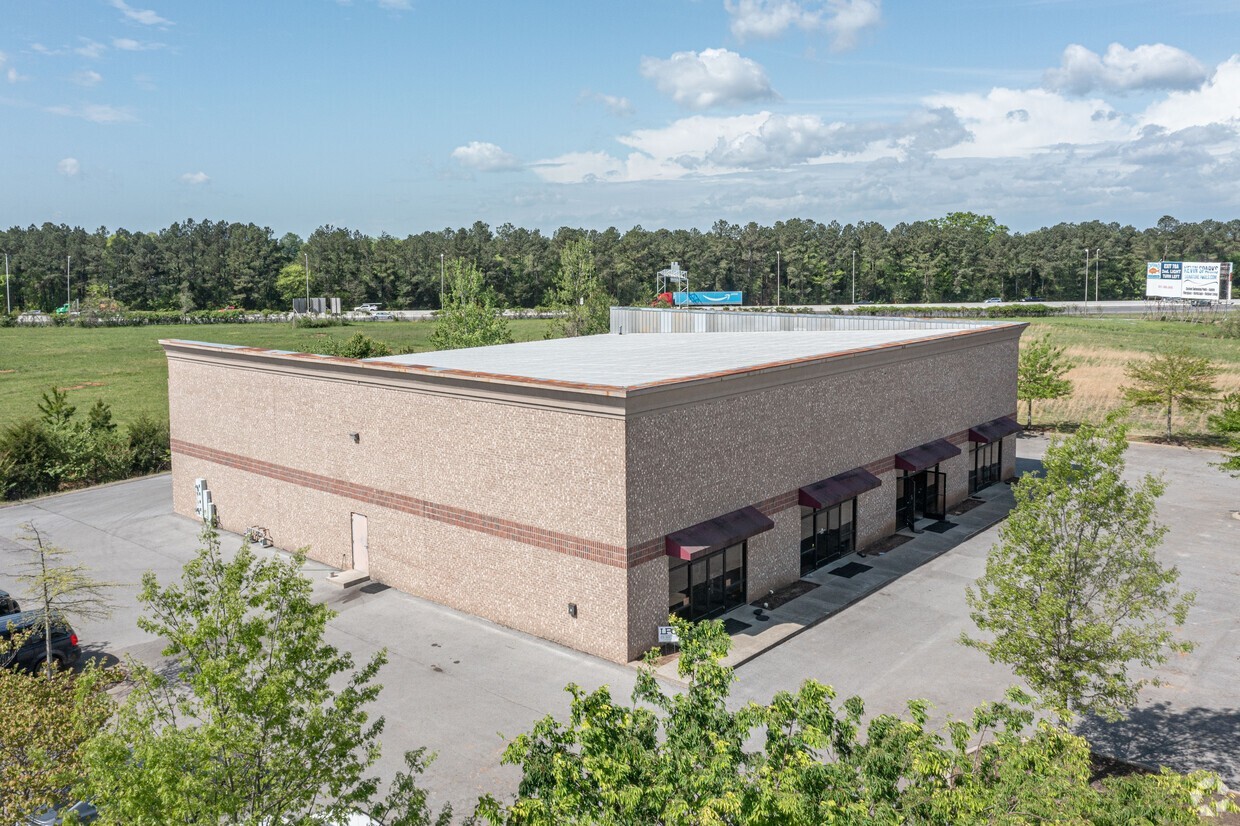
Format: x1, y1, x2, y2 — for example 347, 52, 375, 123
657, 625, 679, 644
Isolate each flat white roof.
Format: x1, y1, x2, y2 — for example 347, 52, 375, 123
368, 328, 989, 389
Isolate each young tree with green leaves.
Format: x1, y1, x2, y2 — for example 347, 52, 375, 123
317, 332, 397, 359
1209, 392, 1240, 475
1121, 347, 1220, 440
1016, 332, 1074, 428
9, 522, 116, 675
544, 239, 611, 339
82, 529, 446, 826
0, 665, 119, 823
962, 417, 1195, 723
477, 616, 1224, 825
430, 258, 513, 351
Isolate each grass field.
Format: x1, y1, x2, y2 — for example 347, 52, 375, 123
1023, 317, 1240, 438
1, 315, 1237, 438
0, 319, 552, 427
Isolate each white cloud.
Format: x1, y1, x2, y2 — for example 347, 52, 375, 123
5, 68, 19, 84
75, 39, 106, 59
1141, 56, 1240, 129
112, 37, 164, 51
180, 171, 210, 185
533, 106, 970, 184
825, 0, 882, 50
725, 0, 881, 49
111, 0, 172, 26
639, 48, 776, 109
1045, 43, 1208, 95
925, 86, 1131, 159
46, 103, 137, 124
72, 70, 103, 87
377, 0, 411, 8
583, 91, 634, 117
451, 141, 521, 171
57, 158, 80, 177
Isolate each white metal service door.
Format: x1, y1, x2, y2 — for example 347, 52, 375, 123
351, 513, 369, 573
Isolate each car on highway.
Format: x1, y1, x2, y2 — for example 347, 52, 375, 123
1, 611, 82, 672
1020, 296, 1046, 302
353, 303, 382, 313
983, 297, 1003, 303
371, 311, 395, 321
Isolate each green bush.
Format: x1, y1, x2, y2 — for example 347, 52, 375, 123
315, 333, 395, 359
127, 415, 171, 475
0, 418, 62, 500
293, 316, 346, 329
52, 426, 132, 488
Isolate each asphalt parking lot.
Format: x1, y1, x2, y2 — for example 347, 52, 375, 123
2, 435, 1238, 814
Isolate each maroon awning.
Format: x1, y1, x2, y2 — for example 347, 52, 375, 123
665, 506, 774, 561
969, 416, 1022, 444
895, 438, 961, 473
799, 467, 882, 510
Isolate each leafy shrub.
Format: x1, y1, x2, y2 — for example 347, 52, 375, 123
52, 426, 131, 488
315, 333, 395, 359
0, 418, 62, 500
127, 415, 171, 475
293, 316, 346, 329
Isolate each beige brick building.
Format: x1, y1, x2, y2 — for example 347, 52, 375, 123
164, 311, 1024, 663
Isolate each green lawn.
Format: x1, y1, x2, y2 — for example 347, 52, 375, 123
1, 314, 1236, 436
0, 319, 552, 427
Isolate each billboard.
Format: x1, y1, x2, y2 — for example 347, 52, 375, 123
1145, 261, 1221, 300
673, 291, 744, 306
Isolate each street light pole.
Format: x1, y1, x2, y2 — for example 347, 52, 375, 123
66, 255, 71, 308
851, 249, 856, 304
775, 250, 780, 306
440, 253, 445, 301
304, 252, 310, 314
4, 253, 9, 315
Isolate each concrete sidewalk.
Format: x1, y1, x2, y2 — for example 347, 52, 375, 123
653, 480, 1017, 681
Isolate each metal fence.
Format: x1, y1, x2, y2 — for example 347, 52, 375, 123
609, 306, 997, 334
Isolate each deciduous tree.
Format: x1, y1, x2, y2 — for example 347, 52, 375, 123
1121, 347, 1220, 440
8, 522, 115, 675
544, 239, 611, 338
962, 418, 1195, 722
82, 530, 445, 825
0, 665, 119, 823
1016, 332, 1074, 428
1208, 392, 1240, 475
430, 258, 513, 351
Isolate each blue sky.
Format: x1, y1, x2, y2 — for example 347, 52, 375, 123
3, 0, 1239, 236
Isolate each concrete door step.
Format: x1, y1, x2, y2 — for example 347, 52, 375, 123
327, 569, 371, 588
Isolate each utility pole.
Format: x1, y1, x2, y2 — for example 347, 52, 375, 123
4, 253, 9, 314
1094, 248, 1100, 303
66, 255, 71, 308
440, 253, 445, 302
775, 250, 780, 306
304, 252, 310, 314
851, 249, 857, 304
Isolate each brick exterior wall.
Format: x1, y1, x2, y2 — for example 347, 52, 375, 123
166, 326, 1022, 664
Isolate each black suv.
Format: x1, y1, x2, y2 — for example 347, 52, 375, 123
0, 589, 18, 615
1, 611, 82, 672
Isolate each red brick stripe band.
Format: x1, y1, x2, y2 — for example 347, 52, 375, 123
172, 439, 636, 568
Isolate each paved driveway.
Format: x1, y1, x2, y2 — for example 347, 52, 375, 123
3, 435, 1238, 814
731, 436, 1240, 785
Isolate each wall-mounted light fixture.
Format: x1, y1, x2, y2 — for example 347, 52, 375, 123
567, 602, 578, 618
349, 432, 360, 443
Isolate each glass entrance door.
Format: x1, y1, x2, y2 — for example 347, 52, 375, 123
897, 466, 947, 527
924, 470, 947, 519
669, 541, 748, 621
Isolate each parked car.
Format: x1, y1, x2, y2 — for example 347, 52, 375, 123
1, 611, 82, 672
0, 589, 18, 615
24, 799, 98, 825
983, 297, 1003, 303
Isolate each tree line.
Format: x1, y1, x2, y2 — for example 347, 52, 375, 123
3, 214, 1238, 313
